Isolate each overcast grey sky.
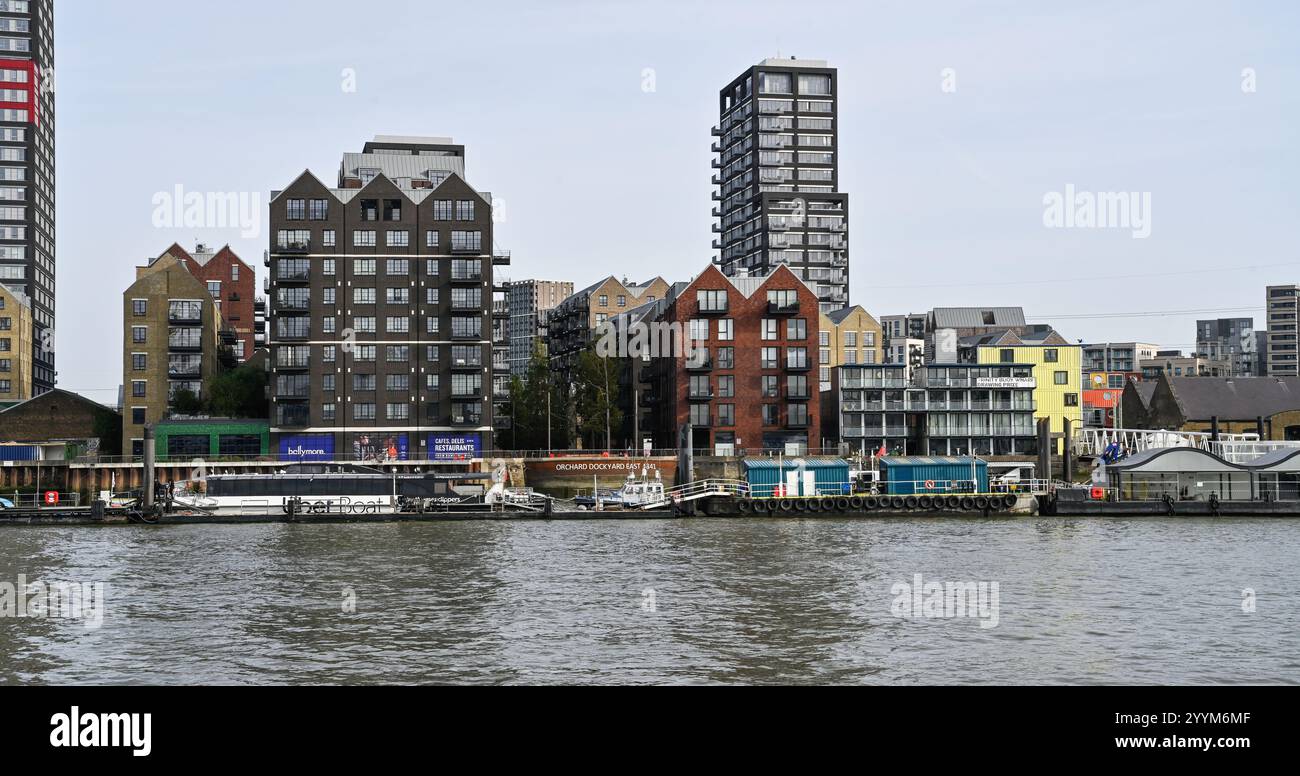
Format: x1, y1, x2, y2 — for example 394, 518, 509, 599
54, 0, 1299, 404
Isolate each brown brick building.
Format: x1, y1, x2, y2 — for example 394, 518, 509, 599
122, 250, 227, 456
165, 243, 256, 362
645, 264, 821, 454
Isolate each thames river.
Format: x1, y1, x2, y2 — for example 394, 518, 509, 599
2, 518, 1299, 685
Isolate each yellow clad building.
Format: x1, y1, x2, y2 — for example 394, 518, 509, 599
964, 328, 1082, 454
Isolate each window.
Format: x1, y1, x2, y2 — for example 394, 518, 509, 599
763, 405, 780, 426
1054, 371, 1068, 386
762, 320, 778, 341
717, 405, 735, 427
697, 289, 728, 313
322, 404, 336, 422
717, 347, 735, 369
231, 264, 240, 282
762, 348, 779, 369
426, 230, 440, 248
132, 326, 147, 344
386, 230, 409, 247
690, 375, 711, 398
322, 259, 336, 276
1044, 349, 1059, 363
787, 319, 807, 340
354, 259, 375, 276
688, 319, 709, 342
132, 300, 146, 316
787, 348, 810, 370
433, 200, 453, 220
286, 199, 306, 220
387, 259, 410, 276
360, 199, 378, 221
132, 381, 147, 398
599, 295, 609, 307
788, 404, 809, 426
1000, 349, 1015, 364
354, 403, 376, 421
386, 317, 410, 334
132, 354, 147, 371
387, 374, 410, 392
387, 346, 410, 362
353, 317, 376, 333
456, 201, 475, 221
426, 288, 440, 305
451, 231, 481, 252
323, 230, 336, 248
308, 199, 329, 220
387, 403, 410, 421
718, 376, 735, 399
1065, 394, 1080, 407
353, 230, 377, 247
387, 288, 410, 305
717, 319, 734, 341
132, 408, 146, 425
323, 288, 336, 306
383, 199, 402, 221
353, 288, 376, 305
354, 374, 376, 392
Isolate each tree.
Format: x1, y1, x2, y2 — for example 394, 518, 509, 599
574, 347, 623, 451
206, 363, 269, 419
498, 342, 573, 451
169, 389, 205, 415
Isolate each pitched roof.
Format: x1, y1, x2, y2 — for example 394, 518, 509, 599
1166, 376, 1300, 420
932, 307, 1026, 329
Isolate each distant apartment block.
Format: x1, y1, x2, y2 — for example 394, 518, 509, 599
1141, 351, 1231, 379
506, 279, 573, 376
1195, 317, 1256, 378
1081, 342, 1158, 375
818, 305, 883, 390
712, 57, 849, 313
1266, 285, 1298, 377
547, 275, 669, 380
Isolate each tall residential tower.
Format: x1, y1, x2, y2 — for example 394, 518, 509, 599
712, 57, 849, 314
0, 0, 54, 395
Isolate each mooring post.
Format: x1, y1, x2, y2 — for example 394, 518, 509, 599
143, 426, 156, 511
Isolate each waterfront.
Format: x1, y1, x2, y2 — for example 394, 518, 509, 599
2, 518, 1299, 685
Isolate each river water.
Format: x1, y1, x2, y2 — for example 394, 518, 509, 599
2, 517, 1298, 685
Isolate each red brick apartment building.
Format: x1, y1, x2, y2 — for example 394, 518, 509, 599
645, 264, 821, 454
163, 243, 256, 362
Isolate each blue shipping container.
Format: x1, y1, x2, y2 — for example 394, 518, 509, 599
744, 458, 852, 498
0, 445, 40, 462
880, 457, 989, 496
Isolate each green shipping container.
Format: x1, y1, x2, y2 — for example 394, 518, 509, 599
744, 458, 852, 498
880, 457, 989, 496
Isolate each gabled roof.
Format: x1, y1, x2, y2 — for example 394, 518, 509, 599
668, 264, 817, 304
1165, 376, 1300, 421
0, 388, 117, 417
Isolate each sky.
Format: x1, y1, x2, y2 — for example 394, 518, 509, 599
52, 0, 1300, 404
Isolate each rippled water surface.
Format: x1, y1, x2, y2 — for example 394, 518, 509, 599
2, 517, 1299, 685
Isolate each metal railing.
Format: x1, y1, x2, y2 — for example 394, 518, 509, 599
6, 492, 83, 508
1073, 428, 1261, 458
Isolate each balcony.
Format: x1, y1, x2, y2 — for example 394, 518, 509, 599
688, 390, 715, 402
276, 406, 311, 428
276, 269, 310, 284
451, 413, 483, 427
492, 300, 509, 319
276, 239, 310, 254
686, 357, 714, 373
450, 270, 483, 284
697, 302, 729, 316
768, 301, 801, 316
492, 251, 512, 266
451, 244, 483, 255
785, 359, 813, 373
690, 415, 713, 429
786, 417, 812, 429
786, 386, 812, 401
493, 416, 513, 431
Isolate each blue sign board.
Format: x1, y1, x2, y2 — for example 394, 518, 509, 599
279, 434, 335, 462
429, 433, 482, 462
